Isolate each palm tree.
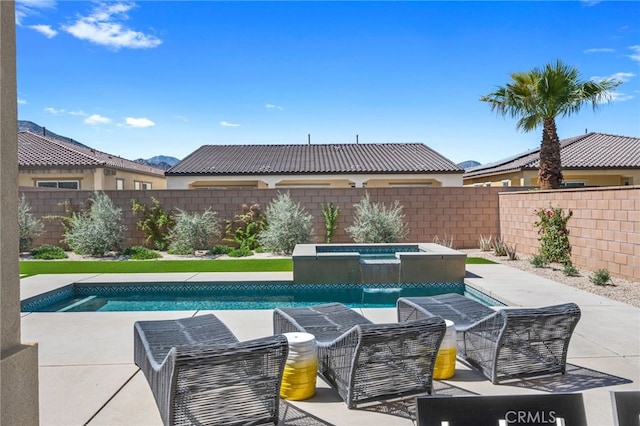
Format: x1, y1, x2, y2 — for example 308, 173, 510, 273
480, 60, 621, 189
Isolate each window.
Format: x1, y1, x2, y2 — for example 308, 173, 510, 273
116, 179, 125, 190
562, 182, 585, 188
36, 180, 79, 189
134, 181, 152, 190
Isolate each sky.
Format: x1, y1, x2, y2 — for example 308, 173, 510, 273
14, 0, 640, 165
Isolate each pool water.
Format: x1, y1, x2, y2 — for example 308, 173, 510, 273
23, 282, 504, 313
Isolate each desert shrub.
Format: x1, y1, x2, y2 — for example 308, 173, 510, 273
120, 246, 161, 260
589, 268, 612, 286
224, 203, 267, 250
18, 194, 45, 252
258, 192, 314, 255
529, 254, 546, 268
563, 263, 580, 277
321, 202, 340, 243
167, 209, 221, 255
30, 244, 67, 260
492, 237, 508, 256
227, 247, 253, 257
433, 234, 454, 248
504, 242, 518, 260
131, 197, 174, 250
346, 193, 408, 243
208, 244, 233, 255
534, 206, 572, 265
478, 235, 492, 252
63, 192, 126, 257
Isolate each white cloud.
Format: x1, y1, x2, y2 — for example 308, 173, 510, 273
266, 104, 284, 110
85, 114, 112, 125
220, 121, 240, 127
609, 72, 636, 83
63, 2, 162, 50
68, 110, 86, 116
15, 0, 57, 26
628, 45, 640, 63
18, 98, 27, 105
580, 0, 602, 6
125, 117, 155, 128
29, 24, 57, 38
174, 115, 189, 122
583, 48, 614, 54
44, 106, 65, 115
610, 92, 634, 102
592, 72, 636, 84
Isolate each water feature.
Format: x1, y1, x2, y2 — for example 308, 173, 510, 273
292, 243, 467, 284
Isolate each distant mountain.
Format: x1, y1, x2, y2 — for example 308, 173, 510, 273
18, 120, 86, 147
134, 155, 180, 170
458, 160, 481, 169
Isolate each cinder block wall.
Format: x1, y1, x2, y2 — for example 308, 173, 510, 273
499, 185, 640, 282
20, 186, 509, 250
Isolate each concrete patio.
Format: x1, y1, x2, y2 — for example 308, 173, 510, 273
20, 263, 640, 425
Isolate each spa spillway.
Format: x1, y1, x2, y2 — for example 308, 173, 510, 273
292, 243, 466, 284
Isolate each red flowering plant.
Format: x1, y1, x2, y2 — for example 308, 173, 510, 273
533, 206, 573, 265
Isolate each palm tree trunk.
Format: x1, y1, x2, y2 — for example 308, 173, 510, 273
538, 118, 563, 189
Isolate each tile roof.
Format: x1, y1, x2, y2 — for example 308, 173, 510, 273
166, 143, 463, 175
18, 131, 166, 177
464, 132, 640, 179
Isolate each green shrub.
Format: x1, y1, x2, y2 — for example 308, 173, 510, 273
346, 193, 408, 243
227, 247, 253, 257
18, 194, 44, 252
120, 246, 161, 260
589, 268, 612, 286
258, 192, 314, 255
529, 254, 546, 268
534, 206, 572, 265
563, 263, 580, 277
167, 209, 221, 255
321, 202, 340, 243
63, 192, 126, 257
131, 197, 174, 250
208, 244, 233, 255
224, 204, 267, 250
30, 244, 68, 260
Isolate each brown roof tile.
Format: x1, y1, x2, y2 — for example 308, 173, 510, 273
18, 131, 165, 177
463, 132, 640, 179
166, 143, 463, 175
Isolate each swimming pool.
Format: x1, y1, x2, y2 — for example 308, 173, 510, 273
21, 281, 504, 312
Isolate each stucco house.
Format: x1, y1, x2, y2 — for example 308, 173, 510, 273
165, 143, 464, 189
17, 131, 167, 190
463, 132, 640, 187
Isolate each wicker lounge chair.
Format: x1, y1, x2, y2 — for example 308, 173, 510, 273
273, 302, 446, 408
134, 314, 288, 426
397, 294, 581, 384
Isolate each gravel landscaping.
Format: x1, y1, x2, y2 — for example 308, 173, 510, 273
461, 249, 640, 308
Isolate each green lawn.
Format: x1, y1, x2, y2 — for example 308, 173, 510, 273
19, 257, 494, 276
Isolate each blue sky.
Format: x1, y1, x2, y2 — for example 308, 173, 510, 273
15, 1, 640, 165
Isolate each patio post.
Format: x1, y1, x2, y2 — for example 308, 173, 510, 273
0, 1, 39, 424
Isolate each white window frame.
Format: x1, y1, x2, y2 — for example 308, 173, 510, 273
36, 180, 80, 189
116, 178, 125, 190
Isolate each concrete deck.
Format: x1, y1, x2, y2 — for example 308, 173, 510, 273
20, 264, 639, 425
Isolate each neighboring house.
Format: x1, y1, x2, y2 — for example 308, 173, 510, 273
17, 131, 167, 190
463, 132, 640, 187
165, 143, 464, 189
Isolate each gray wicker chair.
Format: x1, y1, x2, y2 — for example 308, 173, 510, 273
397, 294, 581, 384
273, 302, 446, 408
134, 314, 288, 426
